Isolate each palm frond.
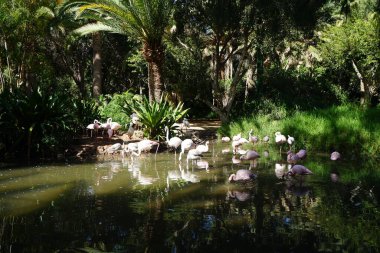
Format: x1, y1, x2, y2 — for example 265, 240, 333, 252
73, 22, 118, 35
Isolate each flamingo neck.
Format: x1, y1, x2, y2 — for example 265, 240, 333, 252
228, 174, 236, 182
165, 127, 169, 143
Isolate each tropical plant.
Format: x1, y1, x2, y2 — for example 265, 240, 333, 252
73, 98, 100, 129
133, 96, 189, 139
0, 87, 77, 161
61, 0, 174, 102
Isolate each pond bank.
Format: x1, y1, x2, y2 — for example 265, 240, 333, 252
64, 119, 221, 161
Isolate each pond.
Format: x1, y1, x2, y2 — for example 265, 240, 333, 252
0, 141, 379, 253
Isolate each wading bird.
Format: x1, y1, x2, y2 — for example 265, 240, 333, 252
286, 164, 313, 177
249, 129, 259, 145
296, 149, 307, 160
179, 139, 194, 161
228, 169, 257, 182
287, 135, 295, 150
275, 132, 287, 153
196, 141, 209, 153
240, 150, 260, 169
330, 151, 341, 161
87, 120, 100, 137
165, 126, 182, 154
221, 136, 231, 142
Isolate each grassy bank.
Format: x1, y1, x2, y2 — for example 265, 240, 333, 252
219, 105, 380, 158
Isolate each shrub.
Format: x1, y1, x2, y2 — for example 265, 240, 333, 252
98, 91, 141, 127
0, 88, 77, 161
133, 96, 189, 139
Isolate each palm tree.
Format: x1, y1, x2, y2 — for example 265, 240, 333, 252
61, 0, 174, 102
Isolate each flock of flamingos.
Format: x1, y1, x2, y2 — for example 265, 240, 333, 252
87, 117, 342, 183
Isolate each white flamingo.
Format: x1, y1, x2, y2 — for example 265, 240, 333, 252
221, 136, 231, 142
108, 119, 122, 138
275, 131, 287, 153
100, 118, 112, 135
231, 138, 249, 154
165, 126, 182, 154
86, 120, 100, 137
186, 148, 203, 164
232, 133, 242, 141
287, 135, 295, 150
179, 139, 194, 161
132, 139, 159, 156
196, 141, 209, 153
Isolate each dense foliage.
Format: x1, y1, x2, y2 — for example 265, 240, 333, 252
0, 0, 379, 161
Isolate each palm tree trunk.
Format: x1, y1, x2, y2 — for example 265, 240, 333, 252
144, 43, 164, 102
92, 32, 102, 98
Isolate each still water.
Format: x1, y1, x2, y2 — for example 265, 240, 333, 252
0, 141, 379, 253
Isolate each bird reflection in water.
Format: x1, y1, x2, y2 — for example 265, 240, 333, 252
226, 189, 253, 202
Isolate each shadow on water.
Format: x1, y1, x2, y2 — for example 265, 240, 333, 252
0, 140, 379, 252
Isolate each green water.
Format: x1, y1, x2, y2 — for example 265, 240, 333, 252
0, 141, 379, 252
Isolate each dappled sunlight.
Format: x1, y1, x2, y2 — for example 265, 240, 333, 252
0, 183, 70, 216
0, 140, 379, 251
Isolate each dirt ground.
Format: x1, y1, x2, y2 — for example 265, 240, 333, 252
66, 119, 221, 161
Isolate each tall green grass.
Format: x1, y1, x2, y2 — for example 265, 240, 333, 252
219, 105, 380, 158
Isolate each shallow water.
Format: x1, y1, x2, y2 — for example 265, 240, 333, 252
0, 141, 379, 252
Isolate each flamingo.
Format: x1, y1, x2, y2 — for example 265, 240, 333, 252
275, 132, 287, 153
248, 129, 259, 145
106, 143, 122, 154
131, 140, 159, 156
100, 118, 112, 128
287, 135, 295, 150
240, 150, 260, 169
227, 190, 251, 202
262, 135, 269, 144
186, 148, 203, 164
330, 151, 341, 161
165, 126, 182, 154
240, 150, 260, 161
196, 160, 209, 171
86, 120, 100, 137
232, 156, 242, 164
232, 133, 241, 141
100, 118, 112, 135
275, 163, 287, 179
287, 151, 300, 164
296, 149, 307, 160
196, 141, 209, 153
228, 169, 257, 182
232, 138, 249, 154
286, 164, 313, 177
108, 120, 122, 138
221, 136, 231, 142
179, 139, 194, 161
121, 142, 139, 156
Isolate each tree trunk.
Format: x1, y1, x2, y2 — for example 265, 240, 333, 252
92, 32, 102, 98
352, 60, 370, 107
151, 60, 163, 102
143, 43, 164, 102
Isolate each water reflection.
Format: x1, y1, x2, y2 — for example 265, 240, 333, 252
0, 141, 379, 252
